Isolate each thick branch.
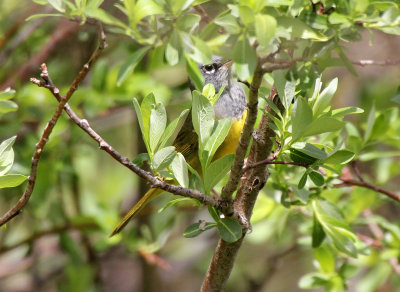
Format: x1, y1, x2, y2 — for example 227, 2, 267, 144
220, 63, 265, 203
0, 24, 106, 227
201, 86, 281, 292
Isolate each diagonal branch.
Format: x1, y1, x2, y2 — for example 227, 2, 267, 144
219, 62, 265, 204
336, 177, 400, 202
0, 23, 107, 227
31, 66, 237, 223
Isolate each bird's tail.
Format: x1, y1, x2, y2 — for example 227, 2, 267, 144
109, 188, 163, 237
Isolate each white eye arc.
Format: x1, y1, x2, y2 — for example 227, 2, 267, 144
203, 64, 215, 74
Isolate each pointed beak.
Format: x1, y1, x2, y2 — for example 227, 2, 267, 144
221, 59, 233, 69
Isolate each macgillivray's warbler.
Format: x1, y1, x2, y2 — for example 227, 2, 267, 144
110, 56, 247, 237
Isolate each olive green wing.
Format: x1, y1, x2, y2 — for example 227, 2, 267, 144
173, 112, 200, 169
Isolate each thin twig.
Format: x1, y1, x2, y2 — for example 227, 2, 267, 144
0, 23, 107, 227
352, 59, 400, 66
360, 210, 400, 275
336, 177, 400, 202
244, 160, 309, 171
0, 221, 98, 254
193, 5, 213, 24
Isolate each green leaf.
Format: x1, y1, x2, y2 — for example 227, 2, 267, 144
323, 150, 355, 165
291, 142, 327, 160
214, 14, 241, 34
0, 136, 16, 176
158, 198, 198, 213
159, 109, 189, 149
140, 93, 156, 152
25, 13, 64, 21
133, 0, 163, 23
203, 119, 232, 167
312, 213, 326, 247
298, 272, 331, 290
312, 199, 358, 257
217, 218, 243, 243
176, 13, 201, 31
309, 171, 324, 186
192, 91, 215, 146
152, 146, 176, 171
238, 5, 254, 25
149, 103, 167, 153
364, 103, 375, 142
133, 98, 147, 151
314, 246, 335, 273
292, 185, 309, 203
184, 221, 216, 238
48, 0, 65, 12
165, 30, 181, 66
276, 16, 329, 41
170, 152, 189, 188
132, 153, 149, 167
302, 117, 345, 137
292, 97, 312, 140
185, 55, 204, 91
328, 12, 351, 25
233, 35, 257, 80
312, 78, 338, 117
188, 35, 212, 64
290, 149, 317, 165
331, 106, 364, 117
204, 154, 234, 194
0, 100, 18, 114
208, 206, 220, 222
0, 174, 27, 189
0, 88, 16, 100
117, 46, 150, 86
202, 84, 215, 100
284, 80, 296, 108
255, 14, 277, 46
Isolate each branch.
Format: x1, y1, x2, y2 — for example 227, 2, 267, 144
201, 85, 281, 292
244, 159, 309, 171
0, 221, 98, 254
0, 18, 81, 90
193, 5, 213, 24
219, 62, 265, 204
336, 177, 400, 202
31, 66, 222, 214
352, 59, 400, 67
0, 23, 107, 227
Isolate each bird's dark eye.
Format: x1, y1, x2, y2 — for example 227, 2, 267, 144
204, 64, 214, 71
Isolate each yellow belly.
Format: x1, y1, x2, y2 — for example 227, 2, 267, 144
213, 111, 247, 161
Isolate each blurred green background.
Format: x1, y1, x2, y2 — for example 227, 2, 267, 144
0, 1, 400, 292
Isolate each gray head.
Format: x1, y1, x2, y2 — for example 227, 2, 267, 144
199, 56, 231, 93
199, 56, 247, 119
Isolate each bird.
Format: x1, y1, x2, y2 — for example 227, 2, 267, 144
110, 56, 247, 237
